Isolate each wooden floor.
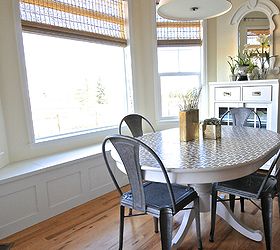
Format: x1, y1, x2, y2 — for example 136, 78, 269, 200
1, 189, 280, 250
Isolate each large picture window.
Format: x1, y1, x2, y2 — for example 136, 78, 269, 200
22, 32, 130, 141
19, 0, 130, 142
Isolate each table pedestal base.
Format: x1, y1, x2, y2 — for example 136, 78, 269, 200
171, 184, 263, 249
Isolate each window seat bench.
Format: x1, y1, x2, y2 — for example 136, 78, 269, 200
0, 144, 127, 239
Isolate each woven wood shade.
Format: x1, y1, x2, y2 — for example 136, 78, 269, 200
19, 0, 127, 46
156, 14, 202, 47
247, 29, 270, 36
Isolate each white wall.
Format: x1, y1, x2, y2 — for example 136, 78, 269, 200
0, 99, 9, 167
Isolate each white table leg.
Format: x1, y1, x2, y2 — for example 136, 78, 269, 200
171, 184, 212, 249
216, 198, 263, 241
171, 184, 263, 249
171, 207, 195, 249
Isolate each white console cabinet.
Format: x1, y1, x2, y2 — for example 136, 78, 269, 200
209, 79, 279, 132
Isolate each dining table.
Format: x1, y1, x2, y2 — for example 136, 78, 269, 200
112, 126, 280, 249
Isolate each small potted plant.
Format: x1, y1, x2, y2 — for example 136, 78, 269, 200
201, 118, 221, 140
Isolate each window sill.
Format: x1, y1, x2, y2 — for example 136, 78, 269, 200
0, 143, 102, 185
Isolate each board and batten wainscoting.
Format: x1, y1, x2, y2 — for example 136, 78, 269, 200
0, 145, 128, 239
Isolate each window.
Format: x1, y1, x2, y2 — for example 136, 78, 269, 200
19, 0, 131, 142
22, 32, 130, 141
156, 15, 202, 119
246, 28, 270, 46
158, 47, 201, 118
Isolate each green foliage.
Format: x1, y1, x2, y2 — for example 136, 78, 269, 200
235, 52, 251, 66
227, 56, 237, 75
247, 61, 258, 73
202, 118, 221, 125
96, 79, 106, 104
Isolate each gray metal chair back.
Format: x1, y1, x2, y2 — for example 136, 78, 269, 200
221, 107, 262, 128
257, 149, 280, 198
119, 114, 155, 137
102, 135, 176, 212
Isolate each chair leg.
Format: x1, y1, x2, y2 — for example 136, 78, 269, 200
209, 189, 217, 242
194, 198, 203, 250
229, 194, 235, 212
261, 195, 273, 250
277, 193, 280, 218
240, 197, 245, 212
159, 208, 173, 250
119, 205, 125, 250
153, 217, 159, 233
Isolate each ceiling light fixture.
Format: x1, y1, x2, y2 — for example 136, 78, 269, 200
157, 0, 232, 21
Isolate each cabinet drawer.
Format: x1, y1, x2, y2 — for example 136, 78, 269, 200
215, 87, 241, 101
242, 86, 272, 102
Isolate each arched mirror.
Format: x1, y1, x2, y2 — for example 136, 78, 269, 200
230, 0, 279, 78
238, 11, 270, 55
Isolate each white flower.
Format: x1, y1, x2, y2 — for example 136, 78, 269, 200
256, 34, 270, 47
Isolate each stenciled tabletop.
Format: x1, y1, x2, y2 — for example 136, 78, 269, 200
137, 126, 280, 184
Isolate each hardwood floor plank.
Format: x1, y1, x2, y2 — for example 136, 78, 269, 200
1, 190, 280, 249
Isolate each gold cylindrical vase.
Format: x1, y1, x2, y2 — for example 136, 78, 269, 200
179, 109, 199, 141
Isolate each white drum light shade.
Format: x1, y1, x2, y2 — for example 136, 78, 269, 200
157, 0, 232, 20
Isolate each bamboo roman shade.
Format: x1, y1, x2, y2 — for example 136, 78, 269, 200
19, 0, 127, 46
247, 29, 270, 36
156, 14, 202, 47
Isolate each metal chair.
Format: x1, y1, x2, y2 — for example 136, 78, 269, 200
220, 107, 262, 128
221, 107, 262, 212
119, 113, 157, 229
119, 114, 155, 137
102, 135, 202, 250
210, 149, 280, 250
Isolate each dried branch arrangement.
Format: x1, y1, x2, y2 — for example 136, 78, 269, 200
177, 88, 201, 111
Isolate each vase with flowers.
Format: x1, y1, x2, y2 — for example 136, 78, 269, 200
177, 88, 201, 141
227, 34, 277, 80
255, 34, 277, 79
235, 52, 252, 81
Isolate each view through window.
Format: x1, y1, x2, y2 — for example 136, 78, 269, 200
22, 32, 130, 141
157, 46, 201, 118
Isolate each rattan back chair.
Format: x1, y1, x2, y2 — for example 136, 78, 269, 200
102, 135, 202, 250
119, 114, 155, 137
210, 149, 280, 250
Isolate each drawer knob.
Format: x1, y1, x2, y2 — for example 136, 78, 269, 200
252, 91, 261, 96
223, 92, 231, 96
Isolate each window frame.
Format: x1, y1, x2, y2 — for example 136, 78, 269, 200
20, 29, 132, 144
154, 21, 207, 123
156, 46, 204, 121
